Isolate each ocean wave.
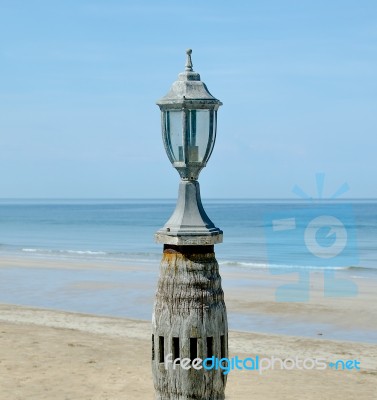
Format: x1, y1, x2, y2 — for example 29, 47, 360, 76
218, 260, 376, 272
19, 247, 160, 260
65, 250, 107, 255
22, 248, 105, 255
346, 266, 376, 271
14, 248, 377, 272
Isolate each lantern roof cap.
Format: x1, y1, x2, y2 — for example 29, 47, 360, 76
156, 49, 222, 107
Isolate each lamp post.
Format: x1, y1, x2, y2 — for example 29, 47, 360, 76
152, 50, 228, 400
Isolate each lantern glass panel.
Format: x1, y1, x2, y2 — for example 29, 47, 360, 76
187, 110, 214, 163
164, 109, 216, 165
165, 110, 184, 162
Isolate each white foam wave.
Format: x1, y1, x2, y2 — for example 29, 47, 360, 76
66, 250, 107, 255
219, 260, 350, 271
22, 248, 107, 256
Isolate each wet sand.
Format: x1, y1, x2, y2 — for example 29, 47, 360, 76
0, 254, 376, 342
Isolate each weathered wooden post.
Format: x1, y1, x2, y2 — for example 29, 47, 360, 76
152, 50, 228, 400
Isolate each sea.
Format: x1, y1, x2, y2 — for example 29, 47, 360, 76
0, 199, 376, 342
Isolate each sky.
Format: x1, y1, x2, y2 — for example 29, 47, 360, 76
1, 0, 376, 199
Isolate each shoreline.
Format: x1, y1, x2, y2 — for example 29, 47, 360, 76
0, 304, 376, 400
0, 303, 376, 356
0, 254, 376, 343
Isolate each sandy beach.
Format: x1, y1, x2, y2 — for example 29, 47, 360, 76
0, 255, 377, 399
0, 304, 376, 400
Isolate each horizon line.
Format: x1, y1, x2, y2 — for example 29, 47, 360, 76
1, 197, 377, 201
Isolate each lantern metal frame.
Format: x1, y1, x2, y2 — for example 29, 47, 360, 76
155, 50, 223, 245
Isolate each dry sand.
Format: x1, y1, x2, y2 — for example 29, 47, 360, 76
0, 304, 376, 400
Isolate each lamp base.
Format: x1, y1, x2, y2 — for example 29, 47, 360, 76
155, 180, 223, 245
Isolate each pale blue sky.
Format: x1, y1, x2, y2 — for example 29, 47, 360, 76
1, 0, 376, 198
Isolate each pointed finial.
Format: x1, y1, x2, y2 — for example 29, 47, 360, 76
185, 48, 193, 71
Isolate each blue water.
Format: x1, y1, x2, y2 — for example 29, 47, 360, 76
0, 199, 376, 271
0, 199, 376, 342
